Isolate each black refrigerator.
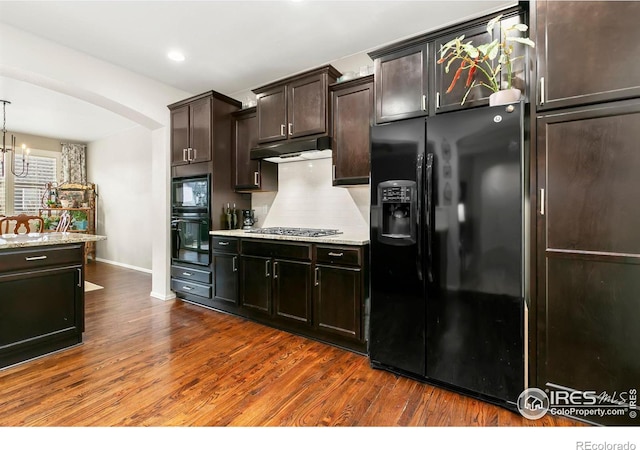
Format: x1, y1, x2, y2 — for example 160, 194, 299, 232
369, 104, 525, 409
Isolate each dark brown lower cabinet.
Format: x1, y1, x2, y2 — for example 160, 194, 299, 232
0, 244, 84, 369
222, 238, 368, 353
536, 99, 640, 425
240, 255, 272, 315
273, 259, 312, 324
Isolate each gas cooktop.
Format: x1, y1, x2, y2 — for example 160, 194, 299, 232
244, 227, 343, 238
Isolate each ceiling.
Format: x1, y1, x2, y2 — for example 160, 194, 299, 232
0, 0, 513, 143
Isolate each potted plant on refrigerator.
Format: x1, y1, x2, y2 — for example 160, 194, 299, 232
437, 14, 535, 106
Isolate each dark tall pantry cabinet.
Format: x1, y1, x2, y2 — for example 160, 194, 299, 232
533, 1, 640, 426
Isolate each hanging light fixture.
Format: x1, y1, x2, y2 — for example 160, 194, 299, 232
0, 100, 30, 178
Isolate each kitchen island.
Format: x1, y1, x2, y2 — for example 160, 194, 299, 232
0, 232, 107, 369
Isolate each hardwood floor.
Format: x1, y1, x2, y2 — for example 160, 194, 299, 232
0, 262, 583, 426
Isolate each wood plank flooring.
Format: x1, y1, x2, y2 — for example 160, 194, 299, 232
0, 262, 584, 426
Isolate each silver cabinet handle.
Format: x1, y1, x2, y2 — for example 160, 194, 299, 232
265, 260, 270, 277
540, 188, 545, 216
540, 77, 545, 105
187, 148, 192, 161
254, 171, 259, 186
328, 252, 344, 257
183, 148, 188, 162
280, 124, 286, 136
273, 261, 278, 279
192, 148, 197, 161
421, 94, 427, 111
218, 241, 229, 246
25, 255, 47, 261
182, 286, 193, 291
332, 165, 336, 180
288, 123, 293, 136
232, 256, 237, 272
314, 267, 320, 286
436, 92, 441, 109
182, 271, 193, 276
77, 268, 82, 288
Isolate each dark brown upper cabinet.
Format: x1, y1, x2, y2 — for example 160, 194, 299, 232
370, 42, 429, 124
536, 0, 640, 111
434, 12, 528, 113
252, 65, 341, 145
168, 91, 241, 167
231, 107, 277, 192
330, 75, 374, 186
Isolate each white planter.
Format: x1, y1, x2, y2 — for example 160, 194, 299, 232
489, 88, 521, 106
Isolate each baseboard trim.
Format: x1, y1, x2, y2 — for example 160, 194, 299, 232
94, 257, 152, 274
151, 291, 176, 301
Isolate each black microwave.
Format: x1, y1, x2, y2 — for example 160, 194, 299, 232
172, 175, 210, 213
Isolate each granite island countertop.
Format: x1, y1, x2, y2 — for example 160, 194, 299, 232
210, 229, 369, 246
0, 232, 107, 250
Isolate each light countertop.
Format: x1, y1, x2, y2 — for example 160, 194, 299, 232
210, 229, 369, 246
0, 232, 107, 250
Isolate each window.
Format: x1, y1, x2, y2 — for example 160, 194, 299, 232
0, 149, 60, 216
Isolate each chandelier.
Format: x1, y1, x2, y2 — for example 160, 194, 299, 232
0, 100, 30, 178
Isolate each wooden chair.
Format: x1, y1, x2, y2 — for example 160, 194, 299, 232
0, 214, 45, 234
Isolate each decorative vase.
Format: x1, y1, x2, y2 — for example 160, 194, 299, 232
489, 88, 521, 106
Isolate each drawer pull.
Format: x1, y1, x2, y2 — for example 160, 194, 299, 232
265, 260, 270, 278
327, 252, 344, 257
182, 286, 193, 291
314, 267, 320, 286
77, 268, 82, 288
273, 261, 278, 279
182, 272, 193, 276
218, 241, 229, 246
232, 256, 238, 272
25, 255, 47, 261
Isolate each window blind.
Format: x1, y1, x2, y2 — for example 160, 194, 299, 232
13, 154, 57, 215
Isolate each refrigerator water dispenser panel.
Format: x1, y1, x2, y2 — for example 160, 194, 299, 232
378, 180, 417, 245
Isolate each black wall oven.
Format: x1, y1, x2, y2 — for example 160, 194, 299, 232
171, 175, 211, 266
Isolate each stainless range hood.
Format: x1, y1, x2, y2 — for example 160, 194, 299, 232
250, 136, 332, 163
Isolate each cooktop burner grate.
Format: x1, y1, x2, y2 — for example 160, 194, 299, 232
245, 227, 342, 237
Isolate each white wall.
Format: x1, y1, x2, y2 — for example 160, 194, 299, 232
0, 23, 191, 299
88, 126, 153, 271
251, 158, 369, 236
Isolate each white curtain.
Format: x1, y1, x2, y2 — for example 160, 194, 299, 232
60, 143, 87, 184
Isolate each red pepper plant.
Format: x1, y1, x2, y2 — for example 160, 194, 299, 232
437, 15, 535, 105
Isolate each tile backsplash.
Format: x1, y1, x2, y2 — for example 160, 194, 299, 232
250, 158, 369, 234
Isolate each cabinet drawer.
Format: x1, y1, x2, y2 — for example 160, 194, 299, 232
241, 239, 312, 261
170, 265, 211, 284
171, 278, 211, 299
211, 237, 239, 253
0, 244, 83, 273
315, 246, 362, 266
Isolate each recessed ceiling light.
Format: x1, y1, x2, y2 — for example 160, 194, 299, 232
167, 50, 185, 62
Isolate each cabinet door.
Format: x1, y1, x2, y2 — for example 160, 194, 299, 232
170, 105, 189, 166
189, 96, 212, 163
331, 77, 373, 185
240, 255, 271, 314
0, 266, 83, 367
257, 85, 287, 144
536, 101, 640, 425
273, 259, 312, 324
287, 72, 327, 139
314, 264, 361, 341
537, 1, 640, 110
434, 23, 495, 113
374, 42, 429, 124
233, 108, 260, 190
212, 253, 238, 305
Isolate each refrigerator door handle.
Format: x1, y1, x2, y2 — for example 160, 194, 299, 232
415, 153, 424, 281
425, 152, 434, 283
